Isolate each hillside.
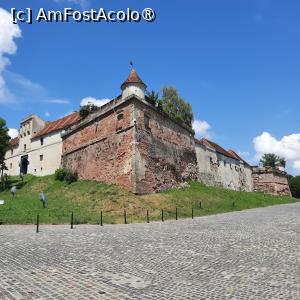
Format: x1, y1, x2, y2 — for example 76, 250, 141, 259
0, 175, 298, 225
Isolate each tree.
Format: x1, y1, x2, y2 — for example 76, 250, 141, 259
79, 104, 99, 118
288, 176, 300, 198
145, 90, 159, 106
260, 153, 284, 168
160, 87, 194, 128
0, 118, 11, 190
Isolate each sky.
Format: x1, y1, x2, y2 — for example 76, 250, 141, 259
0, 0, 299, 175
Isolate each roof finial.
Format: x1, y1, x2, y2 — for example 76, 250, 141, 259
129, 61, 134, 69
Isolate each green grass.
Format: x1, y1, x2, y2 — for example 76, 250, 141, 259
0, 175, 298, 224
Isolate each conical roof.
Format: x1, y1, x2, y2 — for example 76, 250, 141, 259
121, 68, 146, 89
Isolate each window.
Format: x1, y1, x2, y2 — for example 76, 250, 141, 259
27, 131, 30, 135
144, 115, 150, 131
40, 154, 43, 161
40, 138, 44, 146
11, 149, 13, 156
24, 144, 26, 151
116, 113, 124, 131
10, 163, 12, 169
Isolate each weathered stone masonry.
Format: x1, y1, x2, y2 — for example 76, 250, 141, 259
62, 95, 198, 194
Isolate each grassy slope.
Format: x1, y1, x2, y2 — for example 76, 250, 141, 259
0, 175, 298, 224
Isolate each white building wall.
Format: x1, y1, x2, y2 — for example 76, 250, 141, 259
29, 131, 63, 176
4, 146, 20, 176
4, 131, 63, 177
196, 144, 253, 192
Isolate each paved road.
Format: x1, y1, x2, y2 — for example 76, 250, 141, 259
1, 203, 300, 300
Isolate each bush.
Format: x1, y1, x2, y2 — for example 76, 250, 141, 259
54, 168, 78, 184
289, 176, 300, 198
54, 168, 66, 181
65, 169, 78, 184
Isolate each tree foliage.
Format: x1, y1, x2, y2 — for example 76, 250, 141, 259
288, 175, 300, 198
145, 90, 159, 106
159, 87, 194, 128
0, 118, 11, 190
260, 153, 286, 168
79, 104, 99, 118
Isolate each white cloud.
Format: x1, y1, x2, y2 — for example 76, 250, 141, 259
0, 8, 21, 103
45, 99, 71, 104
293, 161, 300, 170
192, 120, 211, 138
45, 112, 51, 117
80, 97, 110, 107
5, 71, 44, 93
8, 128, 18, 138
253, 132, 300, 172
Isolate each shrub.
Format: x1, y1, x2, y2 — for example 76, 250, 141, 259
54, 168, 67, 181
64, 169, 78, 184
54, 168, 78, 184
289, 176, 300, 198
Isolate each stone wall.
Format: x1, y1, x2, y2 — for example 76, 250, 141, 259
195, 144, 253, 192
62, 96, 198, 194
133, 100, 198, 194
252, 167, 292, 196
62, 99, 135, 191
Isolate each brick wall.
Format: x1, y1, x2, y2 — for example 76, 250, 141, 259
62, 101, 135, 191
133, 100, 198, 194
62, 96, 198, 194
252, 167, 292, 196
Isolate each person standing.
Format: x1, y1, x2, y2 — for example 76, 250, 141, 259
39, 192, 47, 208
10, 186, 16, 197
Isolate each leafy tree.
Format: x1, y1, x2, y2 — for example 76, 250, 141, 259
159, 87, 194, 128
260, 153, 284, 168
145, 90, 159, 106
79, 104, 99, 118
288, 175, 300, 198
0, 118, 11, 190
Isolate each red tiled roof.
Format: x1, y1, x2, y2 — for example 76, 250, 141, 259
34, 112, 80, 139
228, 149, 250, 166
9, 137, 19, 147
196, 138, 237, 160
121, 68, 146, 88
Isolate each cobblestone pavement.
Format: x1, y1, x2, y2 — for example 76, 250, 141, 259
1, 203, 300, 300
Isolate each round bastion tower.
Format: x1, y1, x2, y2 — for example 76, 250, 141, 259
121, 68, 147, 100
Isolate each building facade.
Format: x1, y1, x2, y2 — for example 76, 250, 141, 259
4, 113, 80, 176
195, 139, 253, 192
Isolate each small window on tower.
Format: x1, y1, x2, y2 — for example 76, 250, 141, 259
11, 149, 13, 156
40, 154, 43, 161
10, 163, 12, 169
24, 144, 26, 151
145, 114, 150, 131
116, 113, 124, 131
40, 138, 44, 146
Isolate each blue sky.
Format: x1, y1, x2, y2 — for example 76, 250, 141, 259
0, 0, 300, 174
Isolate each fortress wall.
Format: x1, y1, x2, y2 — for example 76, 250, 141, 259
133, 99, 198, 194
252, 167, 292, 196
195, 144, 253, 192
62, 101, 135, 191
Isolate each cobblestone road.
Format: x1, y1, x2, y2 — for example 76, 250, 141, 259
1, 203, 300, 300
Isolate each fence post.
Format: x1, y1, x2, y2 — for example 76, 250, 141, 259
146, 210, 149, 223
100, 210, 103, 226
36, 214, 39, 233
175, 207, 178, 220
192, 207, 194, 219
124, 210, 127, 224
70, 212, 74, 229
161, 209, 164, 222
199, 201, 202, 209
